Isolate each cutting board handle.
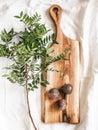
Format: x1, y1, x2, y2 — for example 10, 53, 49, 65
49, 4, 62, 26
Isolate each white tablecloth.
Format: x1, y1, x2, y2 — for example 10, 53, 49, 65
0, 0, 98, 130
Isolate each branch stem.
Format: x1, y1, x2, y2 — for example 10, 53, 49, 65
25, 65, 38, 130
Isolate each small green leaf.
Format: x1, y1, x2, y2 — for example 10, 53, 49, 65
7, 77, 16, 83
46, 48, 54, 54
20, 11, 23, 17
2, 74, 8, 77
14, 16, 20, 18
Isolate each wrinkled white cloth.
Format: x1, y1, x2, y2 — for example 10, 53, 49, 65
0, 0, 98, 130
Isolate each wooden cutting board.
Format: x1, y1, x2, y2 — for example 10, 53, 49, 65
41, 4, 80, 124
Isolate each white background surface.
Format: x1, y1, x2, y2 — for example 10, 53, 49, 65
0, 0, 98, 130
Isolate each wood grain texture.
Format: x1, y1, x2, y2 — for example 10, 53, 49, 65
41, 4, 80, 124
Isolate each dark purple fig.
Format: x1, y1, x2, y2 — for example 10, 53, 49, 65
61, 84, 73, 95
48, 88, 60, 99
56, 99, 67, 110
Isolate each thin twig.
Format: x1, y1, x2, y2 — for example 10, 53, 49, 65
25, 65, 38, 130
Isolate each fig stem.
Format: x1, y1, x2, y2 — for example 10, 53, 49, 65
63, 93, 67, 99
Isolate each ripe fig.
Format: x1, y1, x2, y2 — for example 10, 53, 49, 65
56, 99, 67, 110
61, 84, 73, 95
48, 88, 60, 99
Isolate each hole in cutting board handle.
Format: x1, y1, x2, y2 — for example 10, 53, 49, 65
53, 7, 58, 14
